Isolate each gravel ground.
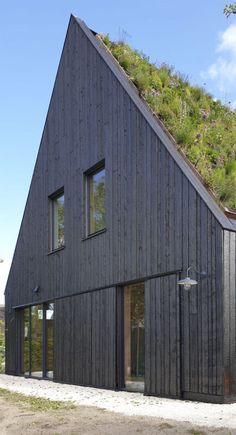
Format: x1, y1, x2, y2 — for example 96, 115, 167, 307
0, 374, 236, 430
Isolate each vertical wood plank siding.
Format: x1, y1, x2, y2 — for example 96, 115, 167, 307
181, 199, 224, 400
145, 274, 180, 398
5, 17, 231, 401
54, 287, 116, 388
223, 231, 236, 396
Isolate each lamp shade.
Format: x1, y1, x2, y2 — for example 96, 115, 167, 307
178, 276, 198, 290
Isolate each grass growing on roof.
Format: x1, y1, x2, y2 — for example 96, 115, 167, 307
101, 35, 236, 211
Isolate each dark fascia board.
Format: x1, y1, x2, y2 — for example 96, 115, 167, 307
72, 15, 235, 232
229, 219, 236, 230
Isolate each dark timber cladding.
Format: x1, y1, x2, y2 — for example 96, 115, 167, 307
223, 230, 236, 397
54, 288, 116, 388
4, 15, 236, 403
145, 274, 181, 398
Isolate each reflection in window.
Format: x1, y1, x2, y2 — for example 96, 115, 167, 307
31, 305, 43, 377
50, 191, 64, 250
23, 307, 30, 376
23, 303, 54, 379
87, 165, 105, 235
46, 303, 54, 379
124, 283, 145, 392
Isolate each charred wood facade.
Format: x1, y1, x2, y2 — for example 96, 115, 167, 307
5, 16, 236, 403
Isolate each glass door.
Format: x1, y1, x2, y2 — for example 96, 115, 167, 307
31, 305, 43, 377
46, 303, 54, 379
22, 303, 54, 379
124, 283, 145, 392
23, 307, 30, 376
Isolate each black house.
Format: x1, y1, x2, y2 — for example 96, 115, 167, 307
5, 16, 236, 403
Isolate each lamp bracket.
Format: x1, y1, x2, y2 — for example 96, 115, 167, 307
186, 266, 207, 278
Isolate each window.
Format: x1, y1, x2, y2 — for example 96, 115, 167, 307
124, 283, 145, 392
86, 162, 105, 235
50, 189, 64, 250
23, 303, 54, 379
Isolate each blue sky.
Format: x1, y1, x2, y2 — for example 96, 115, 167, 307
0, 0, 235, 302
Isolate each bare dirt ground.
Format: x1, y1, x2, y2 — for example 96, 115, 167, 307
0, 395, 235, 435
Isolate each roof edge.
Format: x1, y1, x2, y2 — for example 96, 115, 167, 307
225, 209, 236, 220
72, 15, 235, 232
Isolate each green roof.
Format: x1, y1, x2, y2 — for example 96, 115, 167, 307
102, 35, 236, 211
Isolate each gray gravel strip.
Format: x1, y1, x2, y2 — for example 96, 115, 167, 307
0, 374, 235, 429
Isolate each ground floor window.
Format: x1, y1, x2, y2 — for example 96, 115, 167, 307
124, 282, 145, 392
23, 303, 54, 379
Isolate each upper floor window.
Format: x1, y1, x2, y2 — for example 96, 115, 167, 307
86, 162, 105, 235
50, 189, 65, 250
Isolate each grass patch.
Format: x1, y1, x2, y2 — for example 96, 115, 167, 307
101, 35, 236, 211
188, 430, 206, 435
158, 422, 174, 429
0, 388, 76, 412
0, 320, 5, 374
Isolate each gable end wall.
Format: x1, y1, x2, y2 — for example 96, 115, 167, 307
5, 16, 226, 401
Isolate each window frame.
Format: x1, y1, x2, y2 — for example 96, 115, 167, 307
85, 160, 106, 237
21, 302, 54, 379
49, 188, 65, 252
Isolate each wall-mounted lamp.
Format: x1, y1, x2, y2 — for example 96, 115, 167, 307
178, 266, 207, 291
32, 286, 40, 293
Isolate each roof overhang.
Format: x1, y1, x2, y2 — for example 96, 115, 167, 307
72, 15, 236, 232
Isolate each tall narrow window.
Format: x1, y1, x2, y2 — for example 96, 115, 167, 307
50, 190, 64, 250
23, 307, 30, 376
124, 283, 145, 392
22, 303, 54, 379
86, 163, 105, 235
31, 304, 43, 377
46, 303, 54, 379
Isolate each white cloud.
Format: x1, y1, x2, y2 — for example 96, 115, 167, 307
201, 24, 236, 95
217, 24, 236, 55
0, 258, 12, 305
